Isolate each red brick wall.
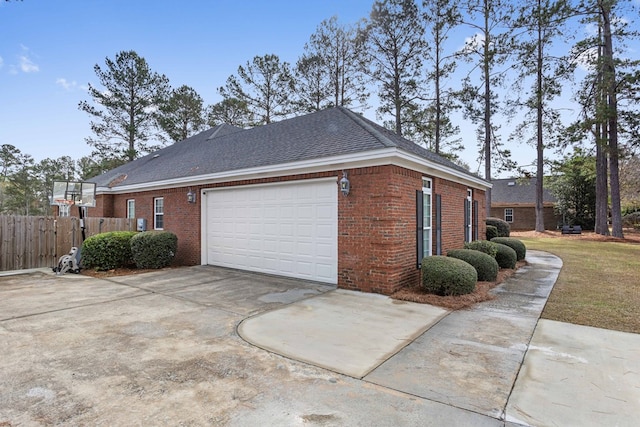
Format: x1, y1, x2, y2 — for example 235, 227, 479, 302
490, 205, 558, 231
93, 167, 488, 295
92, 172, 337, 267
338, 165, 422, 294
434, 178, 486, 254
92, 187, 202, 266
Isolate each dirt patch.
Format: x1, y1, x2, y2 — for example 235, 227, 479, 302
80, 267, 173, 278
391, 261, 525, 311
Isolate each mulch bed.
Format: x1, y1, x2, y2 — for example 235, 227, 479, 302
511, 228, 640, 244
80, 267, 168, 278
391, 261, 526, 310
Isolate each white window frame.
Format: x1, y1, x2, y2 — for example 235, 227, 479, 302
422, 177, 433, 258
58, 204, 71, 217
126, 199, 135, 219
466, 189, 473, 242
505, 208, 514, 223
154, 197, 164, 230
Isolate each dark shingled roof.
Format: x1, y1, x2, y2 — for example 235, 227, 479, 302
491, 178, 556, 205
92, 107, 484, 189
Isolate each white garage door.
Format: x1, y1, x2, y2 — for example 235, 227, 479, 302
202, 179, 337, 284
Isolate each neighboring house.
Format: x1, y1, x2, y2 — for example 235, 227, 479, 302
88, 107, 490, 295
490, 177, 559, 231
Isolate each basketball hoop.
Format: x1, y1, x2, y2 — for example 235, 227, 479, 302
51, 181, 96, 208
53, 199, 75, 206
53, 198, 74, 217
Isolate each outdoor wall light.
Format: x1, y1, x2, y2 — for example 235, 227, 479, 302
187, 188, 197, 204
339, 170, 350, 196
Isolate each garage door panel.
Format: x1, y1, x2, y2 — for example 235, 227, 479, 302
204, 180, 337, 283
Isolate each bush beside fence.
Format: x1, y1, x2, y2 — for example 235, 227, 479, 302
0, 215, 135, 271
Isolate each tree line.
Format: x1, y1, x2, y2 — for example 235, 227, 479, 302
1, 0, 638, 237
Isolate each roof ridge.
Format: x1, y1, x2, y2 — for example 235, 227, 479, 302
205, 123, 245, 140
206, 124, 225, 140
337, 107, 397, 148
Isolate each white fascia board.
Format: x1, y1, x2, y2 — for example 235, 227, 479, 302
97, 148, 490, 195
392, 151, 492, 189
96, 150, 395, 194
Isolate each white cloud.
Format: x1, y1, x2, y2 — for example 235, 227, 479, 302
460, 32, 485, 55
56, 78, 76, 90
20, 55, 39, 73
55, 78, 89, 92
11, 45, 40, 73
575, 47, 599, 72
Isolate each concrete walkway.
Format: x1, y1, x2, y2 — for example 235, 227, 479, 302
240, 250, 640, 426
238, 290, 449, 378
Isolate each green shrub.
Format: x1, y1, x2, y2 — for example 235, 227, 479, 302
494, 243, 517, 269
491, 237, 526, 261
81, 231, 137, 270
464, 240, 499, 257
486, 217, 510, 237
622, 211, 640, 229
421, 256, 477, 296
130, 231, 178, 269
447, 249, 499, 282
486, 225, 499, 240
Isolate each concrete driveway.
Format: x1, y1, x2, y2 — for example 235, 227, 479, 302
2, 254, 639, 426
1, 266, 494, 426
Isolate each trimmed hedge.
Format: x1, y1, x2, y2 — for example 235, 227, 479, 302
494, 243, 517, 269
622, 211, 640, 229
421, 256, 477, 296
491, 237, 526, 261
486, 217, 510, 237
131, 231, 178, 269
486, 225, 499, 240
447, 249, 499, 281
464, 240, 499, 258
81, 231, 137, 270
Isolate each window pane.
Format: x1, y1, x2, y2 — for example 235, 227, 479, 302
154, 198, 164, 229
423, 234, 430, 258
127, 200, 135, 219
424, 195, 431, 227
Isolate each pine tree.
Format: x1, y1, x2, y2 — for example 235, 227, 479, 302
360, 0, 427, 136
219, 54, 295, 126
156, 85, 206, 142
79, 50, 170, 163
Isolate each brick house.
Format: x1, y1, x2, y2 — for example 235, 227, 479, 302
88, 107, 490, 295
490, 178, 560, 231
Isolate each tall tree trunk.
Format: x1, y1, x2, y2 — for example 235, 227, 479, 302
395, 70, 402, 135
595, 129, 610, 234
535, 0, 545, 232
483, 0, 492, 217
434, 31, 442, 154
594, 21, 610, 236
601, 1, 623, 237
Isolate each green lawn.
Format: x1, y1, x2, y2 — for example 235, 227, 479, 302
517, 235, 640, 334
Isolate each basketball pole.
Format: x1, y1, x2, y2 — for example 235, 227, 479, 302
79, 205, 87, 242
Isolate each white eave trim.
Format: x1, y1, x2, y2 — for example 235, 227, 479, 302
96, 147, 491, 195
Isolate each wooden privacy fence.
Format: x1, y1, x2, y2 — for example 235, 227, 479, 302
0, 215, 136, 271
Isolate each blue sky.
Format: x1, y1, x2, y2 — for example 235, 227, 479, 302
2, 0, 636, 178
0, 1, 372, 161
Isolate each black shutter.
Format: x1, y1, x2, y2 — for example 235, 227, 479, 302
473, 200, 479, 241
416, 190, 423, 268
436, 194, 442, 255
464, 198, 470, 243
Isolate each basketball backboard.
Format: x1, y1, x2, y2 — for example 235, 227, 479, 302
51, 181, 96, 207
